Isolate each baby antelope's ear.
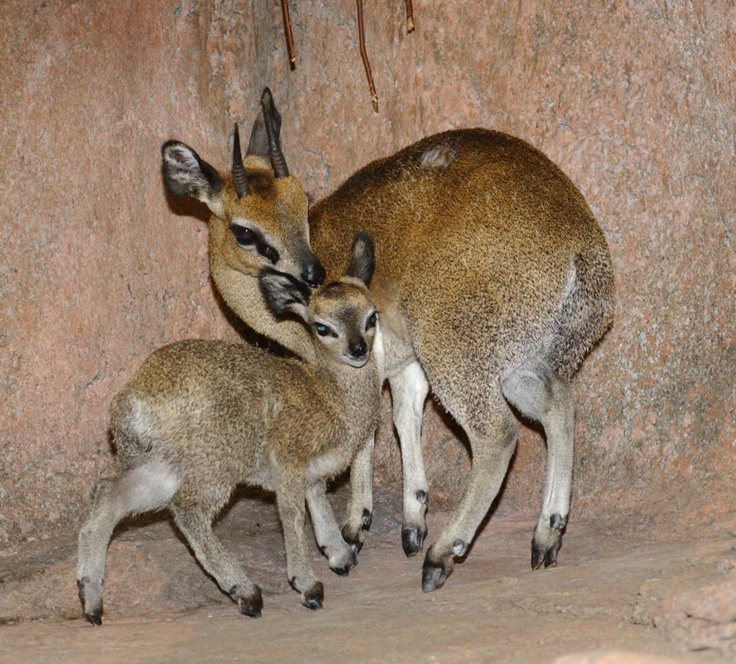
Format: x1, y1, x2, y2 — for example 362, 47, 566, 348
259, 268, 312, 321
346, 232, 375, 286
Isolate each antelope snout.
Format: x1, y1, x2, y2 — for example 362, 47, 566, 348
302, 259, 326, 288
349, 339, 368, 362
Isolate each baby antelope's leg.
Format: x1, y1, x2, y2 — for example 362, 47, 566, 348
276, 481, 323, 610
77, 461, 179, 625
341, 434, 374, 554
306, 481, 357, 575
172, 504, 263, 617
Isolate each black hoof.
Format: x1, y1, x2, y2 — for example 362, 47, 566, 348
302, 582, 324, 610
330, 549, 357, 576
531, 534, 562, 571
544, 542, 561, 569
361, 508, 373, 530
84, 611, 102, 626
531, 545, 545, 571
415, 490, 428, 505
236, 586, 263, 618
402, 525, 427, 557
421, 558, 448, 593
78, 577, 103, 625
341, 524, 364, 554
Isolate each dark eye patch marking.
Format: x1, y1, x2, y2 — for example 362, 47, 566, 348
258, 243, 280, 265
230, 224, 280, 265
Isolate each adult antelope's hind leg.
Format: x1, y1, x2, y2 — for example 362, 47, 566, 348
389, 361, 430, 556
502, 360, 575, 569
422, 390, 518, 592
341, 434, 374, 553
306, 481, 357, 575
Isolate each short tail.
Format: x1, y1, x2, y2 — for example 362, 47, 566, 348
545, 250, 614, 380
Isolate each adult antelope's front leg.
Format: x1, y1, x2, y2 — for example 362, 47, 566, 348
341, 434, 374, 553
389, 361, 430, 556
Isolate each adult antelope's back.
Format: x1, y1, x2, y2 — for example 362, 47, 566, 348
162, 89, 615, 592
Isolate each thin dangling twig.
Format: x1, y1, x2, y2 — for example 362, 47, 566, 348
357, 0, 378, 113
405, 0, 415, 33
280, 0, 296, 68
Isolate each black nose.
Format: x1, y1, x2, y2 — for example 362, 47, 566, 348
349, 340, 368, 359
302, 260, 326, 288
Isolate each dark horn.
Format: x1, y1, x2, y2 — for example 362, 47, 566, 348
231, 123, 249, 198
261, 88, 289, 179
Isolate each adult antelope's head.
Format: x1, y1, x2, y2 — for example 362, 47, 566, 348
161, 88, 325, 289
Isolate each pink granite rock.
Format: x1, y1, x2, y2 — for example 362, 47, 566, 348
1, 0, 734, 549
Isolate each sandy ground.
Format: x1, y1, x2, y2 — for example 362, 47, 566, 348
1, 493, 735, 664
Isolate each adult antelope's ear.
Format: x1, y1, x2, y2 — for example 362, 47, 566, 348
346, 232, 375, 287
161, 140, 224, 205
259, 268, 311, 321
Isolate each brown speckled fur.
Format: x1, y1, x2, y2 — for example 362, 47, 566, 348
77, 236, 382, 622
157, 91, 614, 591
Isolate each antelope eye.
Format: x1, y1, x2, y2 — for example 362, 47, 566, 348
230, 224, 255, 246
366, 311, 377, 330
314, 323, 330, 337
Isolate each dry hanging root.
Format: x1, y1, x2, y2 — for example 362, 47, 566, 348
356, 0, 378, 112
405, 0, 414, 33
279, 1, 415, 112
280, 0, 296, 67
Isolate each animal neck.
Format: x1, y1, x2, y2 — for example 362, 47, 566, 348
208, 222, 316, 363
316, 354, 381, 427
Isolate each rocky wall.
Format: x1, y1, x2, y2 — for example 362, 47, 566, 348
1, 0, 734, 547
